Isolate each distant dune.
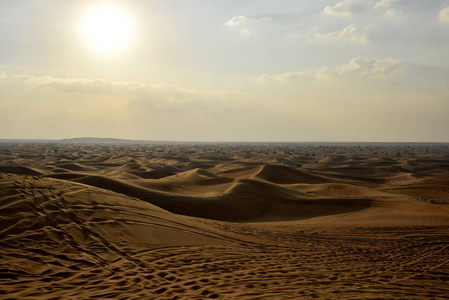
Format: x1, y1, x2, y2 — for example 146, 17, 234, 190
1, 142, 449, 299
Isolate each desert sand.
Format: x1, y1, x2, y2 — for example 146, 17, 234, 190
1, 141, 448, 299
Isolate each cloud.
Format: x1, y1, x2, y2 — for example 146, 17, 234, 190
316, 57, 407, 80
224, 15, 254, 36
374, 0, 399, 16
41, 78, 144, 95
256, 72, 305, 83
1, 72, 148, 95
314, 25, 369, 44
323, 3, 352, 17
0, 71, 251, 112
0, 70, 267, 140
224, 15, 273, 36
439, 7, 449, 23
374, 0, 396, 9
256, 57, 407, 83
224, 16, 248, 27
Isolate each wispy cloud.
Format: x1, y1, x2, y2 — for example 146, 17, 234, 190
256, 57, 407, 83
374, 0, 396, 9
439, 7, 449, 23
224, 15, 248, 27
316, 57, 407, 80
224, 15, 254, 36
314, 25, 369, 44
224, 15, 273, 36
374, 0, 399, 16
323, 3, 352, 17
256, 71, 305, 83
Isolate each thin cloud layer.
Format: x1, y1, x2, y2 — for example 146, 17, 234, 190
0, 70, 274, 140
316, 57, 407, 80
314, 25, 368, 44
256, 72, 305, 83
0, 71, 248, 103
257, 57, 407, 83
0, 70, 253, 121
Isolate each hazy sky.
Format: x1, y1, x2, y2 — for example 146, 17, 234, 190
1, 0, 448, 142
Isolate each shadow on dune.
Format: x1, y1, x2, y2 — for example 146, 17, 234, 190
0, 166, 43, 176
46, 166, 372, 222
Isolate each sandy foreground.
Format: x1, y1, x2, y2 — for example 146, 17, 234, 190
0, 142, 448, 299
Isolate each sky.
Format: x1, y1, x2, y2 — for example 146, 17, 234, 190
0, 0, 449, 142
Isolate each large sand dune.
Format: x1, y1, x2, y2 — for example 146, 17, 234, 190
1, 142, 448, 299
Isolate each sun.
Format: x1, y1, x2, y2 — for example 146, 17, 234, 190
81, 5, 133, 54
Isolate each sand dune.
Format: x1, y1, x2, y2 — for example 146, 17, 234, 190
1, 142, 449, 299
219, 164, 333, 184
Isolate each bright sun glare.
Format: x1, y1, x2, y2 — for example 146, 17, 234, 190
81, 6, 133, 54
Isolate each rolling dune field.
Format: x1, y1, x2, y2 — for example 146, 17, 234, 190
1, 142, 449, 299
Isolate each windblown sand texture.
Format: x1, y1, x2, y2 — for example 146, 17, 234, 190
1, 142, 449, 299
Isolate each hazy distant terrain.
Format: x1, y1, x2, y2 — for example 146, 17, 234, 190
0, 137, 167, 144
0, 142, 448, 299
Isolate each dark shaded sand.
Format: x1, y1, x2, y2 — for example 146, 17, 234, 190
1, 142, 449, 299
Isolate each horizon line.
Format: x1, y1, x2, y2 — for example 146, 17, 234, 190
0, 137, 448, 144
